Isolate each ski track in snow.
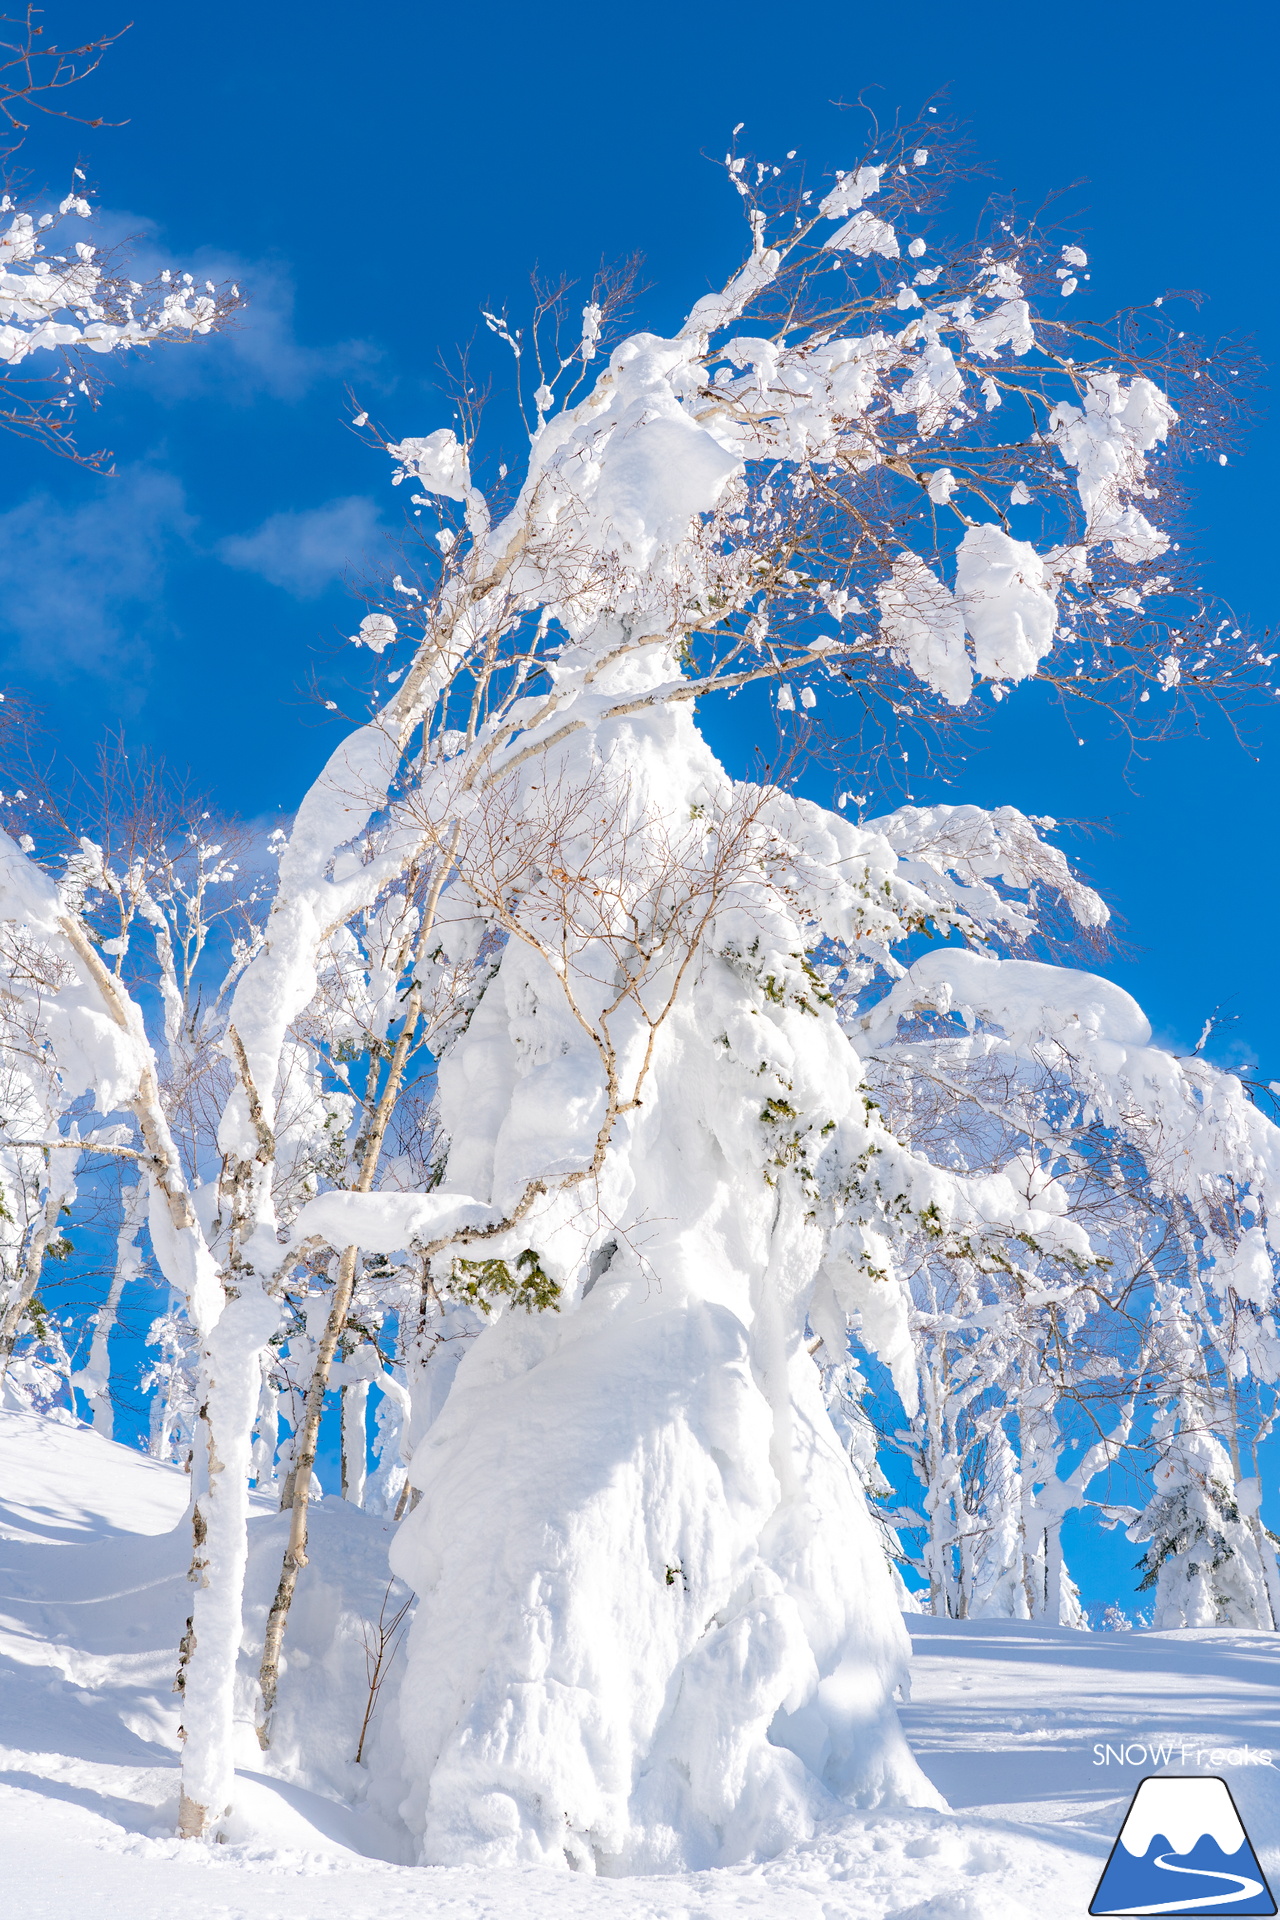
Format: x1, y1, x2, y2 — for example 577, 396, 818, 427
2, 1408, 1279, 1919
1124, 1852, 1265, 1913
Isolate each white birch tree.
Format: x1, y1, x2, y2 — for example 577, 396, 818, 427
2, 100, 1274, 1869
163, 118, 1279, 1868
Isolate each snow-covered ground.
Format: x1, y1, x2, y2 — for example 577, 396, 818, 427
2, 1407, 1277, 1919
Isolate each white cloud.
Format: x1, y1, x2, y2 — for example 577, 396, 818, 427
143, 252, 380, 404
0, 466, 193, 681
84, 211, 380, 404
218, 495, 386, 598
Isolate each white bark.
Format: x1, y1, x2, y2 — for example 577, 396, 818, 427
341, 1378, 369, 1506
75, 1181, 146, 1437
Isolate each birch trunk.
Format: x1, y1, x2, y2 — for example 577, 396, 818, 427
175, 1285, 281, 1840
75, 1181, 146, 1436
255, 836, 457, 1743
342, 1378, 369, 1505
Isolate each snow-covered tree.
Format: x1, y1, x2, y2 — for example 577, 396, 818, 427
1129, 1284, 1279, 1628
0, 12, 246, 1416
1, 102, 1276, 1869
1131, 1424, 1269, 1629
156, 116, 1280, 1866
856, 930, 1280, 1625
71, 1176, 145, 1435
0, 915, 80, 1381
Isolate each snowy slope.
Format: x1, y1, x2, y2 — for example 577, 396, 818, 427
2, 1408, 1279, 1918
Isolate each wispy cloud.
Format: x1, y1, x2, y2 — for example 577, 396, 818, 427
143, 252, 381, 404
0, 466, 193, 682
87, 212, 380, 404
218, 495, 387, 598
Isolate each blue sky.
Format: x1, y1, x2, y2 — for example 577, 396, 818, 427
12, 0, 1276, 1606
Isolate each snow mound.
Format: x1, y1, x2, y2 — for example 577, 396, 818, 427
5, 1411, 1280, 1917
0, 1405, 190, 1541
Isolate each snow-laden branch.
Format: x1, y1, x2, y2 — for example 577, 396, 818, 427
174, 119, 1280, 1852
0, 185, 243, 462
0, 828, 222, 1334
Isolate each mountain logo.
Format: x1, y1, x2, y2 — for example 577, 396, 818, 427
1090, 1775, 1276, 1916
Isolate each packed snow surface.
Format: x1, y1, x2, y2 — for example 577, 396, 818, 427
3, 1409, 1280, 1917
